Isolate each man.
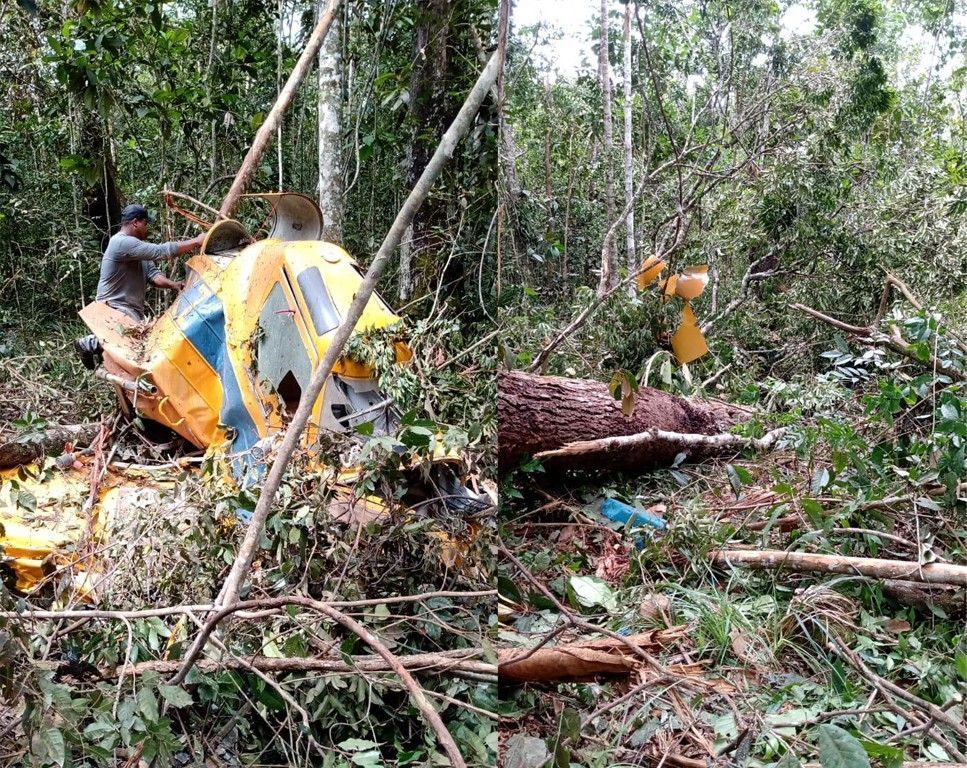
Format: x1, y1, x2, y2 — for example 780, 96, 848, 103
74, 203, 204, 369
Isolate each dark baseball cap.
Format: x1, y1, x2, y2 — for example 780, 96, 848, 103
120, 204, 155, 223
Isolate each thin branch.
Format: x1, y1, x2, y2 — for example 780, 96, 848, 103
114, 650, 493, 680
534, 427, 786, 462
315, 602, 468, 768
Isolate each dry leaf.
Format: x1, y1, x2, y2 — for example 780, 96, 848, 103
885, 618, 911, 633
499, 628, 685, 683
595, 550, 630, 583
638, 593, 672, 621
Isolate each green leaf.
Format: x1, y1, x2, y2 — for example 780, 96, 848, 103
350, 751, 382, 768
504, 734, 551, 768
858, 739, 904, 768
815, 724, 871, 768
955, 653, 967, 681
338, 739, 380, 751
725, 465, 746, 496
32, 727, 66, 767
559, 708, 581, 743
158, 684, 193, 708
802, 498, 825, 527
137, 685, 159, 724
568, 575, 617, 612
811, 467, 831, 494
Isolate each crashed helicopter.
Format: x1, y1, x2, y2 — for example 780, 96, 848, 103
82, 193, 408, 468
0, 192, 484, 597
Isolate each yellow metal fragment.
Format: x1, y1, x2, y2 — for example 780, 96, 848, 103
636, 256, 667, 291
671, 303, 709, 364
674, 265, 709, 300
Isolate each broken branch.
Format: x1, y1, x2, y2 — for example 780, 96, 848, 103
534, 427, 785, 463
793, 273, 966, 382
711, 549, 967, 586
117, 650, 493, 680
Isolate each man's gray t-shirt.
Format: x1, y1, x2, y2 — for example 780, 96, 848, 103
94, 233, 178, 320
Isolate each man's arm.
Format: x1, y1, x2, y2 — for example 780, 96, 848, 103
149, 272, 184, 292
117, 234, 204, 262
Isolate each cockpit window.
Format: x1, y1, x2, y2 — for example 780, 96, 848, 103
296, 267, 340, 335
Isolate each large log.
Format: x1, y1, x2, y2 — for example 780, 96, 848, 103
0, 423, 98, 469
497, 371, 736, 472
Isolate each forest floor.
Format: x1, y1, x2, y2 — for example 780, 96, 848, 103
498, 364, 966, 768
0, 322, 111, 435
1, 319, 964, 768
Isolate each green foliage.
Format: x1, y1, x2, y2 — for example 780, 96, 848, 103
814, 724, 871, 768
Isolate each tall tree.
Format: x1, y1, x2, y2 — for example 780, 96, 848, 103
400, 0, 456, 301
595, 0, 616, 296
317, 0, 343, 241
622, 1, 635, 286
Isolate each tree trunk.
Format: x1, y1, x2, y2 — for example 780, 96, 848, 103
399, 0, 454, 300
622, 2, 636, 285
497, 371, 733, 472
0, 423, 99, 469
317, 0, 344, 241
79, 106, 122, 249
595, 0, 616, 297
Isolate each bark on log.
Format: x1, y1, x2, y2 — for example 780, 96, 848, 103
497, 371, 736, 472
0, 423, 99, 469
883, 580, 966, 614
712, 549, 967, 587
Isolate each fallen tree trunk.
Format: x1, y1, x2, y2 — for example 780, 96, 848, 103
498, 627, 685, 683
497, 371, 741, 472
0, 423, 98, 469
883, 579, 966, 614
712, 549, 967, 587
